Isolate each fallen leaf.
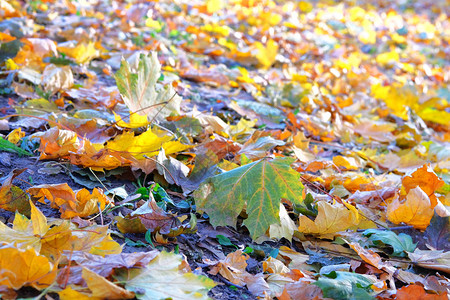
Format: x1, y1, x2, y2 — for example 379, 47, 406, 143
58, 42, 98, 64
42, 64, 74, 94
363, 229, 416, 257
82, 267, 135, 299
208, 250, 250, 286
195, 157, 304, 239
298, 201, 359, 236
396, 284, 448, 300
0, 244, 57, 290
408, 249, 450, 273
0, 169, 30, 215
123, 251, 215, 300
114, 52, 181, 122
387, 187, 435, 230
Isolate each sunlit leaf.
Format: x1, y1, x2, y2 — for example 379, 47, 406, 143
114, 52, 181, 122
124, 251, 215, 300
195, 157, 303, 239
298, 201, 359, 236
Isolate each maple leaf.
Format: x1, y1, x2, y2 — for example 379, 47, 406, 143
348, 242, 396, 276
0, 244, 57, 290
254, 39, 278, 69
0, 201, 120, 260
57, 42, 99, 64
114, 52, 181, 122
208, 250, 250, 286
194, 157, 303, 239
113, 111, 150, 128
314, 271, 378, 300
298, 201, 359, 236
42, 64, 74, 94
396, 284, 448, 300
408, 249, 450, 273
106, 127, 191, 160
82, 267, 135, 299
27, 183, 110, 219
0, 169, 30, 215
363, 229, 416, 257
387, 187, 435, 230
122, 251, 216, 300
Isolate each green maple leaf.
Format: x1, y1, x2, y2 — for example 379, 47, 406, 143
114, 52, 181, 122
194, 157, 303, 239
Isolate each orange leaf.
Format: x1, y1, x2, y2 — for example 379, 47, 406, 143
208, 250, 250, 286
396, 284, 447, 300
387, 187, 434, 230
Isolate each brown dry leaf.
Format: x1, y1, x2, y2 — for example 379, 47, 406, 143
69, 140, 131, 171
0, 244, 57, 290
277, 246, 310, 271
134, 197, 181, 235
348, 242, 396, 276
408, 249, 450, 274
298, 201, 359, 236
208, 250, 250, 286
27, 183, 110, 218
116, 215, 147, 234
387, 187, 435, 230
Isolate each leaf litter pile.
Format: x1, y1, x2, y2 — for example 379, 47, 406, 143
0, 0, 449, 299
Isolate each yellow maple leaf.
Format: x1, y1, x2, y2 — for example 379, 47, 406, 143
254, 39, 278, 69
298, 200, 359, 236
0, 201, 72, 259
6, 128, 25, 144
106, 128, 191, 159
371, 83, 418, 120
0, 244, 57, 290
113, 111, 151, 129
82, 267, 135, 299
59, 286, 93, 300
57, 42, 98, 64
